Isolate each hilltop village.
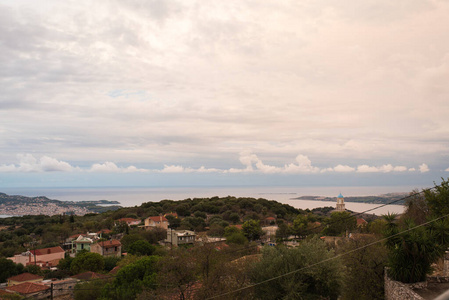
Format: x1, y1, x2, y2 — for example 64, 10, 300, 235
1, 180, 449, 299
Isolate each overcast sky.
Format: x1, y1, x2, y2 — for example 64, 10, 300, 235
1, 0, 448, 188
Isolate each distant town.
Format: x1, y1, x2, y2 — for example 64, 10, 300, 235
0, 193, 121, 216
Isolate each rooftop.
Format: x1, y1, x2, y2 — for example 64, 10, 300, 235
8, 272, 43, 282
95, 239, 121, 248
30, 246, 64, 256
6, 282, 50, 294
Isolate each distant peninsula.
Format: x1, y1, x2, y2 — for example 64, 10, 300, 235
0, 193, 122, 216
292, 192, 408, 205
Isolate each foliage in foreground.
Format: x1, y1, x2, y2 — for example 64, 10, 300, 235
251, 237, 344, 300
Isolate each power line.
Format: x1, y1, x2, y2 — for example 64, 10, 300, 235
206, 212, 449, 300
300, 185, 437, 235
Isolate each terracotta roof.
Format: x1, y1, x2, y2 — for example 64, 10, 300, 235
109, 266, 121, 275
97, 229, 112, 234
357, 218, 368, 226
6, 282, 50, 294
8, 272, 43, 282
70, 233, 85, 239
0, 289, 14, 296
146, 216, 168, 222
71, 271, 109, 281
30, 246, 64, 256
265, 217, 276, 220
96, 239, 121, 249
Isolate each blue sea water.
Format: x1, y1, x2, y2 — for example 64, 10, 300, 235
0, 185, 416, 215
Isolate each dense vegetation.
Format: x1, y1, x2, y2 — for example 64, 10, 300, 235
1, 179, 449, 299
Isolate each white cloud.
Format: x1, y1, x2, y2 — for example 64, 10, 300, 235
332, 165, 356, 173
283, 155, 320, 174
89, 162, 147, 173
357, 164, 412, 173
393, 166, 408, 172
0, 154, 76, 172
160, 165, 191, 173
419, 163, 430, 173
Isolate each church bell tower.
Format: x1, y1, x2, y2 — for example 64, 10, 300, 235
336, 193, 345, 211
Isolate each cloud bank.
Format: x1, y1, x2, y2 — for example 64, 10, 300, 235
0, 153, 431, 175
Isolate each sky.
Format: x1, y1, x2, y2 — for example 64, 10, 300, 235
1, 0, 449, 189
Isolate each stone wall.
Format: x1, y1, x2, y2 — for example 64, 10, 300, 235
384, 269, 425, 300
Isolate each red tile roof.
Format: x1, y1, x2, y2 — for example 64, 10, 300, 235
30, 246, 64, 256
71, 272, 109, 281
8, 273, 43, 282
0, 289, 14, 296
357, 218, 368, 226
96, 239, 121, 249
147, 216, 168, 222
109, 266, 121, 275
70, 233, 85, 239
97, 229, 112, 234
6, 282, 50, 294
265, 217, 276, 220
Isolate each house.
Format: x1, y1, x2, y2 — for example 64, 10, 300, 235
26, 258, 60, 270
72, 235, 94, 254
262, 225, 278, 242
90, 240, 122, 257
165, 229, 196, 247
144, 215, 169, 230
115, 218, 141, 226
7, 273, 43, 286
8, 246, 65, 266
4, 282, 50, 298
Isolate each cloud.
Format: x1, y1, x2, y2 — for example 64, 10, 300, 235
419, 163, 430, 173
332, 165, 356, 173
356, 164, 413, 173
89, 162, 147, 173
160, 165, 191, 173
0, 154, 76, 172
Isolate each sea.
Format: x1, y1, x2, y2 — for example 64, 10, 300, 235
0, 185, 415, 217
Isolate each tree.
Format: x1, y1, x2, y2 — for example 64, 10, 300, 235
251, 237, 344, 299
384, 217, 444, 283
291, 214, 308, 238
338, 235, 387, 300
322, 211, 356, 236
105, 256, 158, 300
24, 264, 42, 276
0, 258, 22, 283
74, 279, 106, 300
242, 220, 263, 241
128, 240, 156, 256
275, 222, 290, 242
70, 252, 104, 274
104, 256, 121, 272
425, 178, 449, 217
156, 248, 198, 300
120, 233, 144, 252
403, 190, 429, 224
166, 214, 181, 229
57, 256, 73, 272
